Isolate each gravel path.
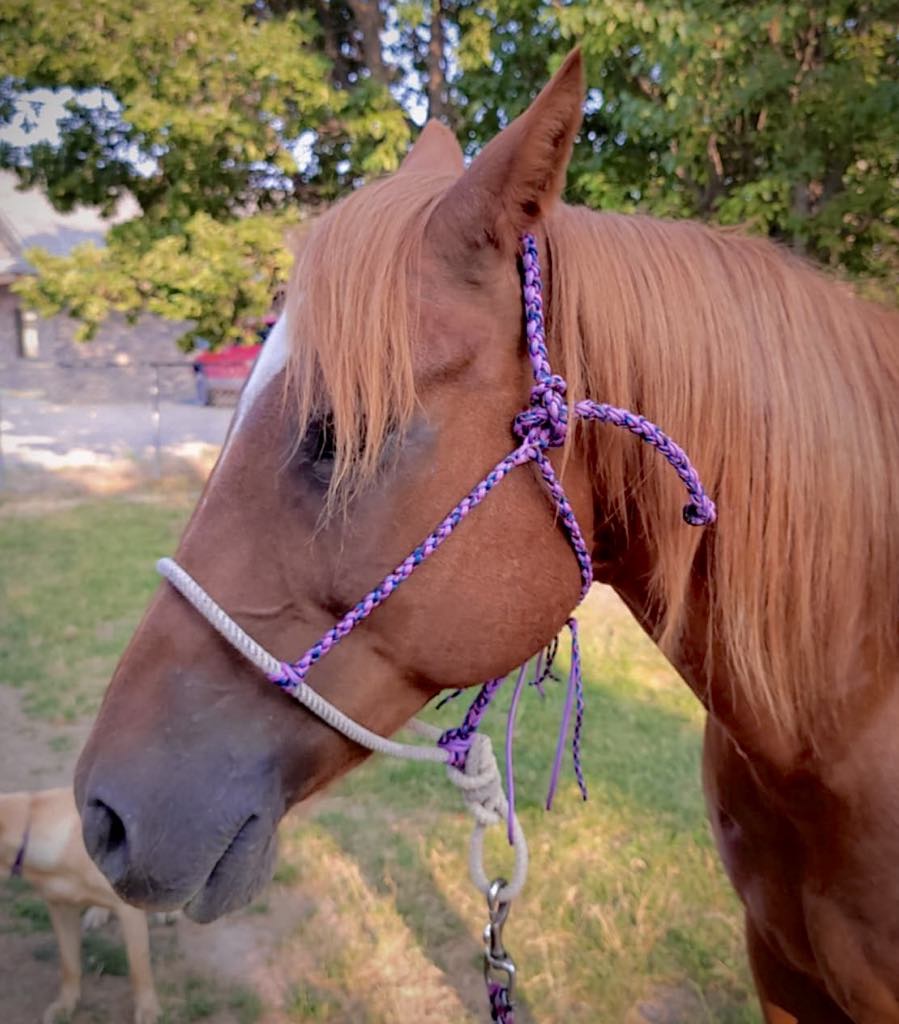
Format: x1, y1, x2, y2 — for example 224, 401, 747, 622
0, 392, 233, 489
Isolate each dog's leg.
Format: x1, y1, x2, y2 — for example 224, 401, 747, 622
150, 910, 180, 926
82, 906, 111, 931
116, 904, 161, 1024
43, 902, 82, 1024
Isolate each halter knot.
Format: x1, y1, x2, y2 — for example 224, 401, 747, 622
437, 726, 477, 768
513, 374, 569, 449
270, 662, 305, 694
682, 498, 717, 526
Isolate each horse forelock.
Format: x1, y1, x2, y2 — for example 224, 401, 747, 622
283, 171, 458, 502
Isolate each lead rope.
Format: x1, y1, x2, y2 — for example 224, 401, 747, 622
157, 233, 716, 1023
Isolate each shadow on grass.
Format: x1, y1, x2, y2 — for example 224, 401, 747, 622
316, 808, 539, 1024
331, 657, 708, 832
316, 665, 713, 1022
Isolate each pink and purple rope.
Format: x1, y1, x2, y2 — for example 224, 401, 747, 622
266, 232, 715, 1023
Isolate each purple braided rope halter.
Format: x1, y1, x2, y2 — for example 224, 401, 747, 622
437, 233, 712, 803
271, 230, 714, 745
267, 232, 712, 1024
264, 231, 713, 1023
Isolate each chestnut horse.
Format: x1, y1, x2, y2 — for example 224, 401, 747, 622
75, 52, 898, 1022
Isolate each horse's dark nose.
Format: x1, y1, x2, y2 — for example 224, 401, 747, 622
78, 780, 199, 909
73, 657, 317, 921
78, 764, 282, 919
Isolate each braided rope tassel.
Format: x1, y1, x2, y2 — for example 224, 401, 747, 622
568, 618, 588, 802
504, 664, 530, 845
544, 618, 589, 810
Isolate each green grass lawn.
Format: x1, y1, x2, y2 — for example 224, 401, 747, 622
0, 496, 758, 1022
0, 496, 191, 720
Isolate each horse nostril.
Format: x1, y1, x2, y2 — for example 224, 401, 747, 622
82, 796, 130, 885
100, 800, 127, 852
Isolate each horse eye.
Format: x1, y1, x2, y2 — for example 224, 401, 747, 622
301, 415, 337, 468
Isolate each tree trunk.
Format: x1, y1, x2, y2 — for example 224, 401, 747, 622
426, 0, 451, 123
790, 182, 810, 255
313, 0, 351, 87
346, 0, 392, 87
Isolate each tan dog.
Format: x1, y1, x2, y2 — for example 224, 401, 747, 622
0, 788, 161, 1024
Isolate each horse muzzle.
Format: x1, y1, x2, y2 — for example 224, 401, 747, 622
72, 653, 314, 921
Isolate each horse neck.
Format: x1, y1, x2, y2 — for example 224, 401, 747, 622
592, 517, 801, 769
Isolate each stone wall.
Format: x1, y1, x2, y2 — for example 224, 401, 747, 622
0, 285, 197, 404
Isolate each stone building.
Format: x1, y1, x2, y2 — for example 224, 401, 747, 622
0, 172, 193, 403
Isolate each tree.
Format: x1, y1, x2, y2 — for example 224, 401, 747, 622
0, 0, 412, 218
453, 1, 899, 300
3, 1, 896, 344
19, 211, 299, 346
1, 0, 411, 345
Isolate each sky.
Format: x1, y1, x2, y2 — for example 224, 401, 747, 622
2, 86, 84, 147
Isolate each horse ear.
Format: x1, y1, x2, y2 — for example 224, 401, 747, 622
429, 48, 584, 258
398, 120, 464, 177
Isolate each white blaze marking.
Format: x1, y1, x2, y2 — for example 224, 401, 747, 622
187, 314, 291, 522
221, 313, 290, 456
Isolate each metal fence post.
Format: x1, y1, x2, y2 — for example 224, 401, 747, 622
151, 363, 162, 478
0, 385, 5, 491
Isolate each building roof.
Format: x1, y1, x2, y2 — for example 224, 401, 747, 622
0, 170, 139, 280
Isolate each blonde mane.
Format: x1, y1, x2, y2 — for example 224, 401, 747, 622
549, 207, 898, 740
286, 173, 899, 742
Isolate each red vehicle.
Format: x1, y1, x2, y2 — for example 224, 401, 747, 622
192, 315, 276, 405
193, 343, 262, 405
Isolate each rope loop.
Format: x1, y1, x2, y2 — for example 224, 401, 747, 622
435, 729, 530, 902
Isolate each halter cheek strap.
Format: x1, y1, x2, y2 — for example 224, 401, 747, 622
157, 233, 716, 1022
